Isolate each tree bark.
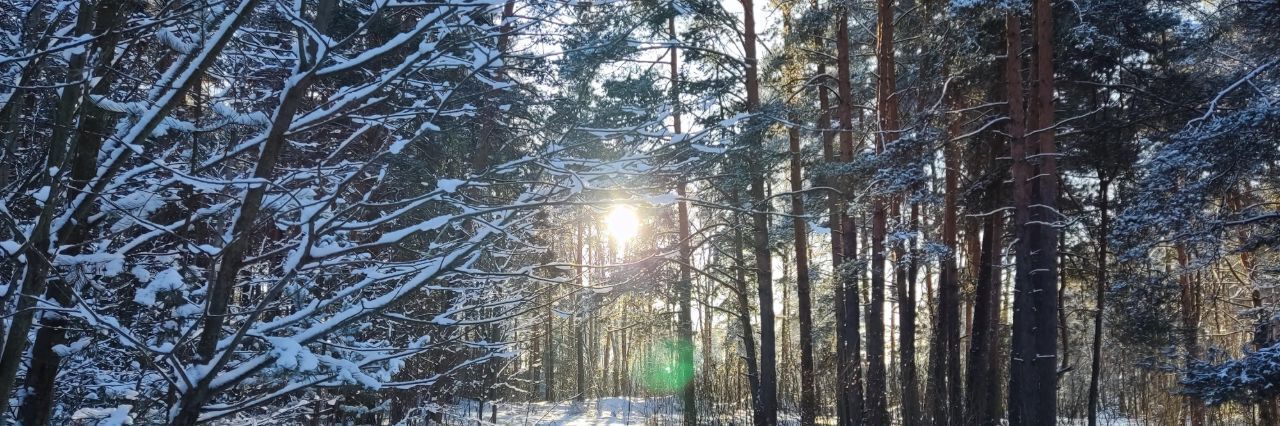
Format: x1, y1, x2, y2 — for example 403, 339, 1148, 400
740, 0, 776, 422
867, 0, 897, 421
790, 102, 818, 426
17, 3, 130, 423
1086, 176, 1109, 426
1008, 0, 1059, 421
0, 0, 137, 418
731, 194, 763, 425
834, 9, 864, 426
897, 200, 920, 425
470, 0, 517, 171
1005, 8, 1033, 424
931, 84, 965, 426
575, 224, 587, 403
672, 14, 697, 419
1177, 246, 1205, 426
546, 293, 556, 401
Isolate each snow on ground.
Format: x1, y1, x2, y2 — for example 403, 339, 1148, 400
444, 397, 810, 425
1057, 418, 1157, 426
444, 399, 1154, 425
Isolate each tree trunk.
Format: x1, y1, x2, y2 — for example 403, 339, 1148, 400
1177, 246, 1205, 426
0, 1, 123, 418
546, 292, 556, 401
740, 0, 775, 422
731, 197, 763, 425
470, 0, 517, 171
818, 9, 850, 425
1086, 177, 1109, 426
19, 45, 129, 426
963, 114, 1007, 423
1005, 7, 1033, 424
834, 9, 864, 425
1008, 0, 1059, 421
790, 101, 818, 426
867, 0, 897, 421
932, 65, 965, 426
672, 15, 697, 419
898, 200, 920, 425
575, 224, 587, 403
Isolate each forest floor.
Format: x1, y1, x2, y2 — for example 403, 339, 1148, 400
443, 398, 1147, 425
444, 396, 809, 425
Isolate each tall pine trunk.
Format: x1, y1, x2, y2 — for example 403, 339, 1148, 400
574, 224, 587, 403
1008, 0, 1059, 421
671, 13, 697, 421
897, 200, 920, 425
931, 87, 964, 426
545, 293, 556, 401
1177, 246, 1205, 426
1086, 176, 1109, 426
965, 130, 1006, 426
867, 0, 897, 421
731, 193, 763, 424
790, 99, 818, 426
740, 0, 776, 422
779, 6, 817, 424
834, 9, 864, 425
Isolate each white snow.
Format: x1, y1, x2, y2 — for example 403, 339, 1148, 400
54, 253, 126, 277
52, 337, 92, 357
646, 192, 678, 205
266, 336, 319, 372
32, 185, 50, 205
389, 138, 410, 154
436, 179, 464, 193
71, 405, 132, 425
133, 267, 184, 305
0, 240, 20, 255
443, 397, 812, 425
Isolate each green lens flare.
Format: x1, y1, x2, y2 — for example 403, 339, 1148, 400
637, 339, 694, 393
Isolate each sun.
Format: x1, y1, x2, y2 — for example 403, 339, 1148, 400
604, 205, 640, 244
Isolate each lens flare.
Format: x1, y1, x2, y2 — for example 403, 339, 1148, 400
604, 205, 640, 243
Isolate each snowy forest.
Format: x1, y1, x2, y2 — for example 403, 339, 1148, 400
0, 0, 1277, 423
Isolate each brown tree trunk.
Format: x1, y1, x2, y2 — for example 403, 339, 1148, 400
176, 48, 313, 426
898, 200, 920, 425
546, 293, 556, 401
731, 196, 763, 424
932, 82, 965, 426
790, 102, 818, 426
867, 0, 897, 421
740, 0, 776, 422
817, 10, 851, 425
771, 6, 817, 424
1086, 177, 1109, 426
966, 177, 1006, 426
575, 224, 587, 403
1005, 8, 1033, 424
1008, 0, 1059, 421
669, 12, 698, 423
471, 0, 516, 171
834, 9, 864, 425
1177, 246, 1205, 426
